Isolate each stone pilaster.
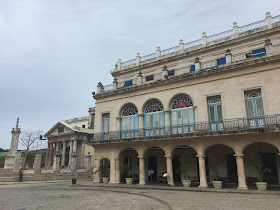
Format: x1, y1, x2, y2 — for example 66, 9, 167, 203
86, 153, 92, 172
53, 151, 60, 172
71, 153, 77, 171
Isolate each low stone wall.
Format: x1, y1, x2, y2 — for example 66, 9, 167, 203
0, 169, 93, 182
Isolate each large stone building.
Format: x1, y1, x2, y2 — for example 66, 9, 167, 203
88, 12, 280, 189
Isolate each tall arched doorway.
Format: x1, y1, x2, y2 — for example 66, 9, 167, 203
172, 145, 198, 185
99, 158, 110, 183
144, 147, 166, 184
120, 148, 139, 184
205, 144, 237, 188
243, 142, 280, 188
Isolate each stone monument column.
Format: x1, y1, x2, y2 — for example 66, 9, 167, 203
4, 118, 21, 170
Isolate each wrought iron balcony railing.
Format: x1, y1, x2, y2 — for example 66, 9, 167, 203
88, 114, 280, 143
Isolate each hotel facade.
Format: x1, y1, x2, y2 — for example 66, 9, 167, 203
89, 12, 280, 189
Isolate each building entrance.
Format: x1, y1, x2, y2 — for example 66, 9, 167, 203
148, 156, 157, 182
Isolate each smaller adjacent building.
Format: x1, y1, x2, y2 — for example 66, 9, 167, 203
44, 115, 94, 172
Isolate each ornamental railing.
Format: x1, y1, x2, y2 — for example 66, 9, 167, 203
207, 29, 233, 42
161, 45, 179, 56
119, 13, 280, 69
238, 19, 266, 33
103, 84, 114, 91
88, 114, 280, 143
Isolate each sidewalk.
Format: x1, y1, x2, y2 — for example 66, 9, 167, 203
75, 181, 280, 195
0, 179, 70, 185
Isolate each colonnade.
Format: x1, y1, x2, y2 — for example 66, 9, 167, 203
95, 145, 254, 190
45, 140, 78, 170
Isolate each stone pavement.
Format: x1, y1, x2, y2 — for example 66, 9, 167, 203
0, 181, 280, 210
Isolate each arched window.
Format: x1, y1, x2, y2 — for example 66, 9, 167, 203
144, 100, 165, 136
245, 90, 264, 128
120, 104, 139, 138
207, 96, 223, 131
170, 95, 195, 134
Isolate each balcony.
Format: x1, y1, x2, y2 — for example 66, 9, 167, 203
88, 114, 280, 144
95, 43, 280, 97
112, 12, 280, 73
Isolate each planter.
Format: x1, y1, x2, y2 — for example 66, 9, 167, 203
182, 180, 191, 187
212, 181, 222, 189
102, 177, 109, 184
256, 182, 267, 190
125, 178, 133, 184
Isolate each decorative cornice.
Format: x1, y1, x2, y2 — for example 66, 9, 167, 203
94, 54, 280, 99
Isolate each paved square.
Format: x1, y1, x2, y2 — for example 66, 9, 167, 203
1, 182, 280, 210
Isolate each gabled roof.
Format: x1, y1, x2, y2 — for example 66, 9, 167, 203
44, 121, 79, 137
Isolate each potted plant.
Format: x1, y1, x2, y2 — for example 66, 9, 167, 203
124, 163, 133, 184
177, 158, 191, 187
95, 163, 110, 183
251, 153, 271, 190
209, 156, 222, 189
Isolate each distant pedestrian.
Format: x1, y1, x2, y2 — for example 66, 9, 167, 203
19, 168, 23, 182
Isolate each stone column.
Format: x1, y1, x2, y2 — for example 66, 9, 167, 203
202, 32, 207, 47
73, 140, 77, 154
53, 151, 60, 172
162, 65, 168, 80
265, 38, 273, 55
234, 154, 248, 190
68, 141, 73, 168
4, 118, 21, 170
197, 155, 208, 188
115, 157, 121, 184
61, 141, 66, 167
165, 155, 174, 186
34, 154, 42, 174
138, 156, 146, 185
48, 143, 53, 168
86, 153, 92, 171
45, 143, 50, 168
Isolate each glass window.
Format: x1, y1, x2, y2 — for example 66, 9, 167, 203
146, 75, 154, 81
217, 57, 226, 66
121, 104, 139, 139
190, 65, 195, 72
208, 96, 223, 131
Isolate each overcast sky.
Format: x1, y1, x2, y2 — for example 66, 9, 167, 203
0, 0, 279, 149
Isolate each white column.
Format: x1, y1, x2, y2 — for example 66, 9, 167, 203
115, 158, 121, 184
194, 57, 201, 71
225, 49, 232, 64
197, 155, 208, 188
165, 156, 174, 186
138, 156, 146, 185
235, 154, 248, 190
